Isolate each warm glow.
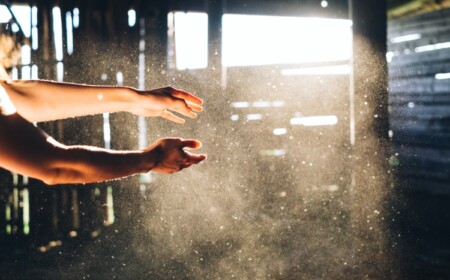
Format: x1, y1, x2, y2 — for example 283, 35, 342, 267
222, 14, 352, 67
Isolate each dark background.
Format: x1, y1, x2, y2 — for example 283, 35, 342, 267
0, 0, 449, 279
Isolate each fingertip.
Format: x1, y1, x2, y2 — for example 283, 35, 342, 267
195, 140, 202, 148
182, 139, 201, 149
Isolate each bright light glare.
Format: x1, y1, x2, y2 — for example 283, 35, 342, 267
260, 149, 286, 157
56, 62, 64, 81
282, 65, 350, 76
22, 188, 30, 235
272, 101, 285, 107
128, 9, 136, 27
21, 44, 31, 64
52, 7, 64, 61
321, 1, 328, 8
232, 101, 285, 108
246, 114, 263, 121
435, 72, 450, 80
0, 6, 10, 23
273, 128, 287, 135
21, 66, 30, 79
386, 51, 394, 63
0, 5, 31, 37
32, 27, 38, 50
73, 8, 80, 28
32, 6, 37, 25
222, 14, 352, 67
231, 101, 250, 108
253, 101, 271, 108
103, 113, 111, 149
116, 71, 124, 85
172, 12, 208, 70
290, 115, 338, 126
390, 33, 421, 44
31, 65, 38, 79
415, 41, 450, 53
66, 12, 74, 55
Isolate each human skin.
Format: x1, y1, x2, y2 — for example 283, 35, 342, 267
0, 80, 203, 123
0, 80, 206, 185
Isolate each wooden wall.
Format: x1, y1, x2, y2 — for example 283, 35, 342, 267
388, 7, 450, 194
388, 7, 450, 277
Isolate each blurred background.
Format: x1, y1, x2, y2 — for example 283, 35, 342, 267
0, 0, 449, 279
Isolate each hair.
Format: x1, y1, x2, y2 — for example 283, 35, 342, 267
0, 31, 22, 71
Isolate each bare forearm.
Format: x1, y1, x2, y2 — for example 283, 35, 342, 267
0, 113, 155, 185
1, 80, 137, 122
45, 144, 156, 184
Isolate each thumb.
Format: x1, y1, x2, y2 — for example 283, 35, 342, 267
181, 139, 202, 150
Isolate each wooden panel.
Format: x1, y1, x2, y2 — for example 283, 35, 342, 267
388, 7, 450, 194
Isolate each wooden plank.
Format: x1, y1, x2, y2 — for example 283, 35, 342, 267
389, 49, 450, 67
387, 8, 450, 197
389, 62, 450, 79
389, 8, 450, 32
389, 93, 450, 103
389, 76, 450, 94
389, 17, 450, 37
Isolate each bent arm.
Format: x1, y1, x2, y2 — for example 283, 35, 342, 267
0, 112, 206, 185
0, 112, 155, 185
1, 79, 137, 122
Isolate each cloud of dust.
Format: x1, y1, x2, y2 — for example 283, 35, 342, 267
128, 37, 396, 279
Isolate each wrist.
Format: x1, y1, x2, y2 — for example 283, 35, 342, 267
114, 86, 140, 113
143, 144, 163, 172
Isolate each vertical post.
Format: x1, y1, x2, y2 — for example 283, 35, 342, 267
350, 0, 389, 142
349, 0, 392, 276
207, 0, 224, 89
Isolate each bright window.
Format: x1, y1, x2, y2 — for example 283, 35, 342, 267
168, 12, 208, 70
222, 14, 352, 67
0, 4, 31, 37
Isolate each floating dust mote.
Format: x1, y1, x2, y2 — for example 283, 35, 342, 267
129, 44, 395, 279
39, 23, 396, 279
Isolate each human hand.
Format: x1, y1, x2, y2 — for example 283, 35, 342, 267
146, 138, 206, 174
130, 86, 203, 124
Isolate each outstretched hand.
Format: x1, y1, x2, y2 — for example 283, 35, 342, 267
130, 86, 203, 124
146, 138, 206, 174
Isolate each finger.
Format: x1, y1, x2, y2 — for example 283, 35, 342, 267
182, 162, 192, 169
161, 111, 185, 124
181, 139, 202, 149
170, 99, 197, 119
169, 88, 203, 105
187, 101, 203, 112
185, 152, 207, 164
